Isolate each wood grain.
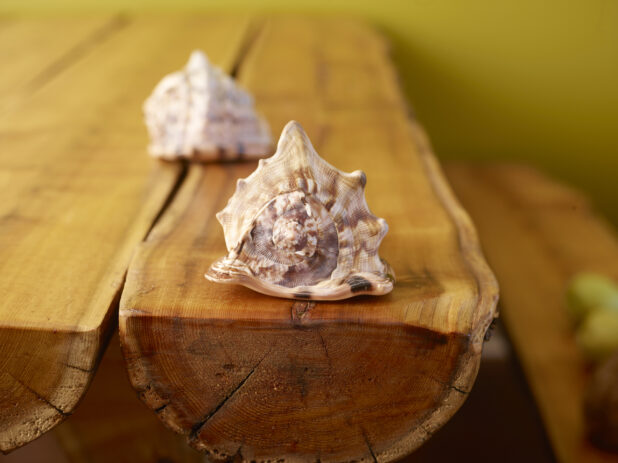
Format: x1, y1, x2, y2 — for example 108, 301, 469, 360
0, 15, 252, 452
445, 163, 618, 463
120, 17, 498, 462
0, 15, 122, 117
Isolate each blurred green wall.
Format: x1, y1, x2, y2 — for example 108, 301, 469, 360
3, 0, 617, 223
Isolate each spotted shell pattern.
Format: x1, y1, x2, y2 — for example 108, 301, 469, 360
143, 50, 272, 161
205, 121, 394, 300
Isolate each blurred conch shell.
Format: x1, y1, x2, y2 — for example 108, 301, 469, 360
205, 121, 394, 301
143, 50, 272, 161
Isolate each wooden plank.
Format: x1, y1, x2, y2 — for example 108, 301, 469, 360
0, 16, 123, 116
119, 17, 498, 462
54, 333, 203, 463
240, 17, 404, 112
0, 15, 252, 452
445, 163, 618, 463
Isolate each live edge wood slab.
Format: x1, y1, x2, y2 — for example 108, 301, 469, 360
0, 15, 253, 452
119, 17, 499, 463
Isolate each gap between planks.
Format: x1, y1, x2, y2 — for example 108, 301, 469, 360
139, 17, 265, 243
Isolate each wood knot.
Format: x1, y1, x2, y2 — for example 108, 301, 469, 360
291, 301, 316, 322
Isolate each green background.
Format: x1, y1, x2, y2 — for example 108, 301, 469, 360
3, 0, 617, 223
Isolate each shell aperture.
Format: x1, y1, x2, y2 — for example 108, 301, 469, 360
205, 121, 394, 300
143, 50, 272, 161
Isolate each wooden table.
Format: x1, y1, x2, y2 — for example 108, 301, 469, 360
0, 14, 499, 462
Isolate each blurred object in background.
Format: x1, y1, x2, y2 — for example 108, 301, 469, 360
566, 272, 618, 452
566, 272, 618, 363
566, 273, 618, 327
447, 163, 618, 463
586, 350, 618, 452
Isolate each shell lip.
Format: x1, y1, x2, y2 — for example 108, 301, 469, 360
205, 259, 395, 302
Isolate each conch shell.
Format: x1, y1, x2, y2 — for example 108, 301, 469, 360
205, 121, 394, 301
143, 50, 272, 161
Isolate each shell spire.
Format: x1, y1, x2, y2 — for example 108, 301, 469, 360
143, 50, 272, 161
206, 121, 394, 301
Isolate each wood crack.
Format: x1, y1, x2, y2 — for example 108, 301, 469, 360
231, 18, 266, 78
189, 354, 265, 441
429, 375, 469, 395
361, 431, 378, 463
233, 444, 244, 462
317, 330, 332, 371
6, 371, 70, 417
449, 384, 468, 395
154, 402, 170, 414
61, 362, 93, 374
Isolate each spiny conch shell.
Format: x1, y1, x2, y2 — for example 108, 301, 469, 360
143, 50, 272, 161
205, 120, 394, 301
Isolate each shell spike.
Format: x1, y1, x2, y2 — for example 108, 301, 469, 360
280, 120, 309, 144
275, 121, 317, 161
186, 50, 209, 72
352, 170, 367, 188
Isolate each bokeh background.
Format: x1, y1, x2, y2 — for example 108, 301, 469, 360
3, 0, 617, 223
